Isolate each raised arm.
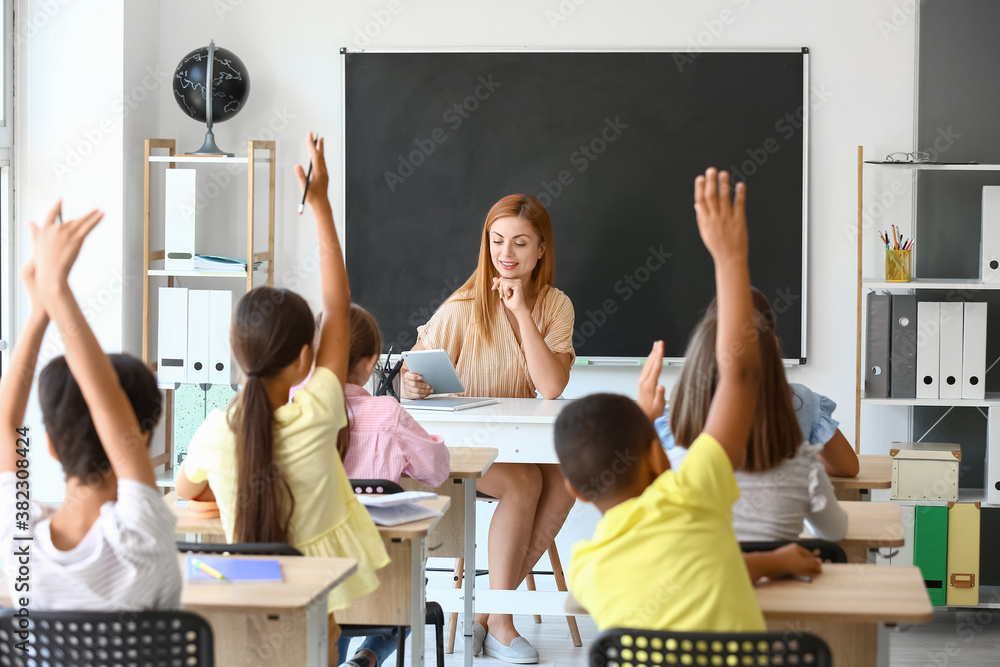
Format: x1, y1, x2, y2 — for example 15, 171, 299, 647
33, 204, 158, 487
294, 133, 350, 386
693, 169, 761, 468
0, 254, 49, 474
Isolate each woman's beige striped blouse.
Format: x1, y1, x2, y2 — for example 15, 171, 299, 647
416, 285, 576, 398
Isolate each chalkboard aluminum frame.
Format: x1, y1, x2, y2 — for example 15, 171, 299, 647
340, 47, 810, 366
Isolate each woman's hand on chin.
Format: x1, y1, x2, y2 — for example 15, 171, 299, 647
402, 371, 433, 399
492, 276, 528, 314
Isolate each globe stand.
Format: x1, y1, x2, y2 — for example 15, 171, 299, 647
190, 127, 233, 158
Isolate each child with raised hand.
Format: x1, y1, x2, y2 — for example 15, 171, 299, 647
555, 169, 819, 631
656, 288, 851, 542
0, 204, 181, 610
176, 133, 389, 663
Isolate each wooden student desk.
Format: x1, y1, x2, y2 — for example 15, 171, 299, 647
830, 455, 892, 501
566, 564, 933, 667
399, 447, 497, 667
164, 492, 450, 667
801, 500, 903, 563
0, 554, 356, 667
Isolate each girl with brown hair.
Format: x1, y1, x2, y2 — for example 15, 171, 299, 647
176, 134, 389, 665
402, 194, 576, 663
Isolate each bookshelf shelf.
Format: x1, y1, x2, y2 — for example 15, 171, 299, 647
861, 393, 1000, 408
862, 278, 1000, 290
864, 162, 1000, 171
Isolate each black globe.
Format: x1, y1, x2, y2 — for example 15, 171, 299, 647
173, 45, 250, 124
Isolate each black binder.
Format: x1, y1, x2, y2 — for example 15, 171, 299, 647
890, 294, 917, 398
865, 292, 891, 399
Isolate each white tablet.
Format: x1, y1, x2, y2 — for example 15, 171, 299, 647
401, 349, 465, 395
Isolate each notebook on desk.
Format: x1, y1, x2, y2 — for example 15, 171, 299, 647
184, 555, 283, 583
401, 397, 500, 412
357, 492, 442, 526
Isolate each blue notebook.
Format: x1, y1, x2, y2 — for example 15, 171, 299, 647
184, 555, 283, 583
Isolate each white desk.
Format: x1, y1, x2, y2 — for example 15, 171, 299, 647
407, 399, 570, 667
406, 398, 569, 465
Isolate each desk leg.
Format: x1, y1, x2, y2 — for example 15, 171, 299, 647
411, 536, 426, 667
307, 598, 329, 667
463, 479, 476, 667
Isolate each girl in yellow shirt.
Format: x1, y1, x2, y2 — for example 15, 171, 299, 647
177, 134, 389, 665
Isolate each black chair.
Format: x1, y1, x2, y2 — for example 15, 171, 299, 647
740, 538, 848, 564
176, 541, 303, 556
590, 627, 832, 667
349, 479, 445, 667
0, 608, 214, 666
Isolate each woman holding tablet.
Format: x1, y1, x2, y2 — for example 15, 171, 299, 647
403, 194, 575, 663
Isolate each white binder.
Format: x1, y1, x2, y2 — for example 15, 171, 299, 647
939, 302, 965, 399
186, 290, 211, 385
208, 290, 233, 385
982, 186, 1000, 283
916, 301, 941, 399
157, 287, 189, 386
164, 169, 198, 271
988, 408, 1000, 506
962, 302, 987, 400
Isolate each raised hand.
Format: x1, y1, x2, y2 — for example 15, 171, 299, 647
492, 276, 527, 314
693, 168, 748, 263
294, 132, 329, 211
637, 340, 666, 423
31, 201, 104, 296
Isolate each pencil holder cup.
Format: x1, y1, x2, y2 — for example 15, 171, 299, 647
885, 249, 912, 282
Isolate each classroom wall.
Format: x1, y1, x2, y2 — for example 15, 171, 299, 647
14, 0, 127, 502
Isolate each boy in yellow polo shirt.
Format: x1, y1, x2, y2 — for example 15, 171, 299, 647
555, 168, 819, 631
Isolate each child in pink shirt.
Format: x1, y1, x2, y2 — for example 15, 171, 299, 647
337, 304, 450, 667
338, 304, 450, 486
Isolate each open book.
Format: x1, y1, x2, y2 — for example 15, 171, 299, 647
357, 491, 442, 526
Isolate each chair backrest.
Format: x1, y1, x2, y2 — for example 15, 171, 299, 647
175, 542, 303, 556
351, 478, 404, 495
590, 628, 831, 667
740, 538, 848, 564
0, 609, 214, 666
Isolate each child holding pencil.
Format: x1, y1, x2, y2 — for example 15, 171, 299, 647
177, 133, 389, 663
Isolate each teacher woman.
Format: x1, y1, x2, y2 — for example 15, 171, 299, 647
403, 194, 576, 664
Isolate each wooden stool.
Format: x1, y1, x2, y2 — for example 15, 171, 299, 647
444, 542, 582, 652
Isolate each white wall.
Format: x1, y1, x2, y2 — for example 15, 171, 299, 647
15, 0, 126, 502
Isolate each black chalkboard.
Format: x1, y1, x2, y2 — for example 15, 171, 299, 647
344, 51, 807, 360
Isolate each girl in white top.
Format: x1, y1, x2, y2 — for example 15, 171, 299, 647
666, 297, 849, 542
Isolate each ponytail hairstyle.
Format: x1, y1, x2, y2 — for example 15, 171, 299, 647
229, 286, 315, 544
337, 304, 383, 461
452, 195, 556, 339
669, 308, 802, 473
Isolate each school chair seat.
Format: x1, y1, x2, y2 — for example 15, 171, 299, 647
0, 608, 214, 666
175, 541, 304, 556
739, 538, 848, 564
590, 628, 832, 667
442, 491, 582, 654
349, 478, 446, 667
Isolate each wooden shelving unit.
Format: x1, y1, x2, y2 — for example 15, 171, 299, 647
141, 138, 276, 474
